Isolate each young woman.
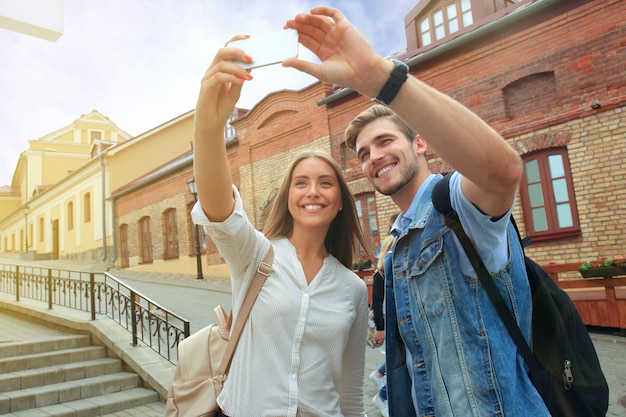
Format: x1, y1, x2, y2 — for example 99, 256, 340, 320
190, 35, 369, 417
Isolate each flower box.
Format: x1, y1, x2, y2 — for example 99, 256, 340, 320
579, 266, 626, 279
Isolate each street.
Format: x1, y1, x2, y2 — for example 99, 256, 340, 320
1, 255, 624, 416
112, 268, 626, 416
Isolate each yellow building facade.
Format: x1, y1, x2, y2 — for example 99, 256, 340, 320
0, 110, 132, 260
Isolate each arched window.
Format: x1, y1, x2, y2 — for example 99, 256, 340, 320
163, 208, 179, 259
119, 223, 129, 268
139, 216, 153, 264
67, 201, 74, 230
355, 193, 380, 258
188, 203, 206, 256
39, 217, 44, 242
83, 192, 91, 223
520, 148, 580, 241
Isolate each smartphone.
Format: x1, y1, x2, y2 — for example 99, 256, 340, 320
230, 29, 299, 69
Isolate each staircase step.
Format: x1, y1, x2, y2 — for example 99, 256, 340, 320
0, 335, 92, 359
0, 317, 162, 416
0, 372, 141, 413
5, 387, 159, 417
102, 401, 166, 416
0, 357, 122, 393
0, 345, 106, 374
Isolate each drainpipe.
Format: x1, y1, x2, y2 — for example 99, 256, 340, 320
110, 193, 118, 265
100, 154, 107, 262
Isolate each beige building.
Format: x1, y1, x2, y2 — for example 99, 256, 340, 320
0, 110, 131, 260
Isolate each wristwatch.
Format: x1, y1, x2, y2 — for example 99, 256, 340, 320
373, 59, 409, 106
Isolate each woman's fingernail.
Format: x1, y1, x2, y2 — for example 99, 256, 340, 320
243, 54, 253, 62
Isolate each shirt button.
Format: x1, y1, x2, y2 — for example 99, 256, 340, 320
290, 373, 296, 379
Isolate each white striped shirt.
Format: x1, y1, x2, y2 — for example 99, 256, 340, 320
191, 187, 368, 417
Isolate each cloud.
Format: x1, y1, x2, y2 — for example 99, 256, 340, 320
0, 0, 415, 186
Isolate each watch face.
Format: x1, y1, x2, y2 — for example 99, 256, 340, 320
391, 59, 409, 75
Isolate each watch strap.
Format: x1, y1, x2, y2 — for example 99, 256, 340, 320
374, 59, 409, 106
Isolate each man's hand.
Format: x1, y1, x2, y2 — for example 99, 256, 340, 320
283, 6, 389, 99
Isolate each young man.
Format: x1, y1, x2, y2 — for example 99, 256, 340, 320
285, 6, 549, 417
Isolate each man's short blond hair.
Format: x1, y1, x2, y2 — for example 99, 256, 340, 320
344, 105, 417, 151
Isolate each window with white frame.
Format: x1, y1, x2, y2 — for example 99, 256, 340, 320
418, 0, 473, 48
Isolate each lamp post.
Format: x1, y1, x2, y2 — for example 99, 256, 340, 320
187, 177, 204, 280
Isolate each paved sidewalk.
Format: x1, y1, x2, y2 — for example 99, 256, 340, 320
0, 256, 386, 416
1, 255, 626, 416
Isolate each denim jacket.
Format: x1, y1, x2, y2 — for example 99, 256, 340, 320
384, 176, 549, 417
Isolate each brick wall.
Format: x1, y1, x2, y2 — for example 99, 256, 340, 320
112, 0, 626, 275
115, 166, 199, 267
233, 89, 337, 227
512, 106, 626, 273
320, 0, 626, 273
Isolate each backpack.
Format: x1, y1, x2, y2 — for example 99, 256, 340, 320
432, 173, 609, 417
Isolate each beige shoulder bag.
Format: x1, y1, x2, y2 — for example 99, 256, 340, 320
165, 246, 274, 417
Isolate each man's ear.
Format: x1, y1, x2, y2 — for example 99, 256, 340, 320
413, 134, 428, 158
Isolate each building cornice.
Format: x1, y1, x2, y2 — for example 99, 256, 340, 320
111, 152, 193, 199
317, 0, 565, 106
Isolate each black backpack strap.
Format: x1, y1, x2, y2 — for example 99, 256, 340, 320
510, 215, 533, 250
432, 173, 541, 376
431, 172, 455, 218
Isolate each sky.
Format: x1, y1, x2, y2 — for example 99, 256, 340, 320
0, 0, 417, 187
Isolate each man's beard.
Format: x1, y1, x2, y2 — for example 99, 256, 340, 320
374, 157, 419, 196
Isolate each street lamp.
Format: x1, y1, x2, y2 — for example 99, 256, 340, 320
187, 177, 204, 280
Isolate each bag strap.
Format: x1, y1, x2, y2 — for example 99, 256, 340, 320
432, 174, 542, 376
217, 245, 274, 377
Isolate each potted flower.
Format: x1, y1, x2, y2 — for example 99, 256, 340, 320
579, 258, 626, 278
352, 258, 372, 271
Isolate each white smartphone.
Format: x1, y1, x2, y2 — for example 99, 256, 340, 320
230, 29, 299, 69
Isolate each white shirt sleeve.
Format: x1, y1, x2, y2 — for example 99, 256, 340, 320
190, 184, 269, 281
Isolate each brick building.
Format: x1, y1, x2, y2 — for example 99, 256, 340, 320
4, 0, 623, 292
111, 0, 625, 282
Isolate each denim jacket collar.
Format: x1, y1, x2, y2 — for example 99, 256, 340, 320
392, 173, 441, 237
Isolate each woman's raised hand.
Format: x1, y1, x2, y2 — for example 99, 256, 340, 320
195, 35, 254, 131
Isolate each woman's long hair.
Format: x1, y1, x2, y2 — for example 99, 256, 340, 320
263, 150, 370, 268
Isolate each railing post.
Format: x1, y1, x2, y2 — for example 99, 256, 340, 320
90, 273, 96, 321
48, 269, 53, 310
185, 320, 190, 338
130, 290, 138, 346
15, 265, 19, 302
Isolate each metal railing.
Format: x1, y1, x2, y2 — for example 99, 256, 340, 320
0, 263, 190, 364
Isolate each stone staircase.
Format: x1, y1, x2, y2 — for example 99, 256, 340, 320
0, 334, 159, 416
